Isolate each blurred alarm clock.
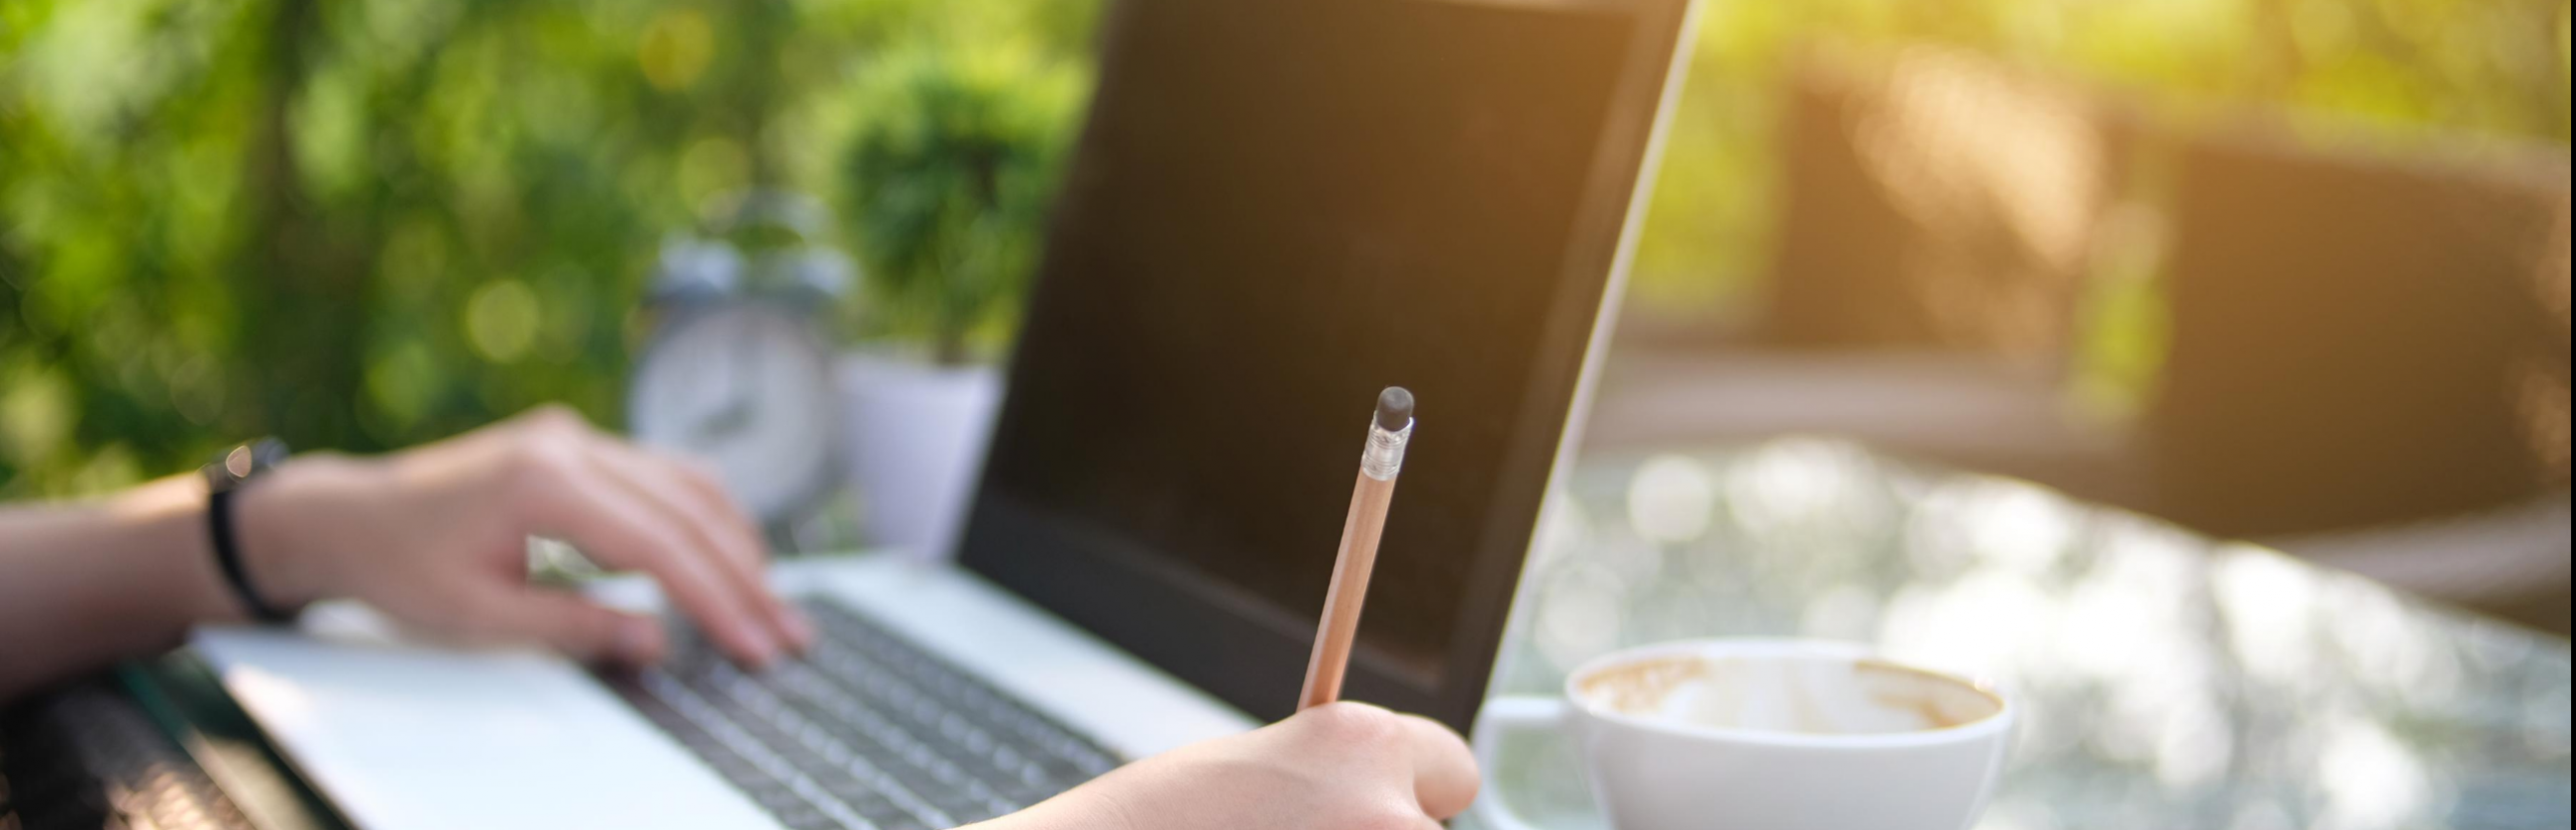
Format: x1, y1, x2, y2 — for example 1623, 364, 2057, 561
628, 191, 853, 538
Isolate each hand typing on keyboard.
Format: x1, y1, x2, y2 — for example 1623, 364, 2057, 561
1, 404, 810, 699
965, 702, 1479, 830
226, 405, 815, 667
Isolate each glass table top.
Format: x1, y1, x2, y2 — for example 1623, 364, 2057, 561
1463, 439, 2572, 830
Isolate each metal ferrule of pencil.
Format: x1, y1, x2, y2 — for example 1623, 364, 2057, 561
1362, 419, 1414, 480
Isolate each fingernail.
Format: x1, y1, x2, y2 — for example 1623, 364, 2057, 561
777, 607, 815, 653
616, 618, 664, 666
738, 625, 779, 668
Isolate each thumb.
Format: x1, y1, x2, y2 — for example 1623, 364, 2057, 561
472, 587, 668, 666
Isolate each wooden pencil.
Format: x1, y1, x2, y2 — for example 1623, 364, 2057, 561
1298, 387, 1414, 711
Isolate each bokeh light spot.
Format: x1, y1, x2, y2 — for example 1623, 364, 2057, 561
465, 279, 542, 364
638, 10, 714, 91
167, 354, 227, 426
0, 365, 73, 467
1536, 564, 1626, 673
2317, 716, 2432, 830
678, 137, 750, 210
366, 338, 443, 432
1627, 454, 1714, 543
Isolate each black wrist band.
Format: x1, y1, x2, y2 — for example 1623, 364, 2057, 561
204, 439, 300, 624
208, 485, 298, 623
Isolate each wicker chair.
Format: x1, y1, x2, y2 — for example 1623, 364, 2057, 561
2147, 130, 2571, 633
1590, 49, 2136, 502
1759, 48, 2128, 362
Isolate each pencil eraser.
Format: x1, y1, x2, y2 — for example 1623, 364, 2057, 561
1375, 386, 1414, 431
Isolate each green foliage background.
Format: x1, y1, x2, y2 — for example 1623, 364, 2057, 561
0, 0, 1099, 497
841, 43, 1083, 365
2, 0, 2568, 498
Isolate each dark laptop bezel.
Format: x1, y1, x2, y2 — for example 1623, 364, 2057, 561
959, 0, 1698, 733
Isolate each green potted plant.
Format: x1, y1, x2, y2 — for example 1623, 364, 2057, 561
836, 44, 1085, 561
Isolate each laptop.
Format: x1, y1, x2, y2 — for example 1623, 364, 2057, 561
192, 0, 1698, 826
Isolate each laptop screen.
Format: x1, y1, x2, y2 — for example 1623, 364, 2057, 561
962, 0, 1689, 729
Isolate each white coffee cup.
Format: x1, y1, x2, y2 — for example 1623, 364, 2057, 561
1470, 640, 2014, 830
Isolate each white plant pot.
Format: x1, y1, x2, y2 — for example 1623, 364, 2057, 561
838, 353, 1002, 564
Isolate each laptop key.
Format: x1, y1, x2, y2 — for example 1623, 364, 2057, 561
601, 597, 1125, 830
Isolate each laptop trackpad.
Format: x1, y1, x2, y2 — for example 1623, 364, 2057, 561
194, 607, 783, 830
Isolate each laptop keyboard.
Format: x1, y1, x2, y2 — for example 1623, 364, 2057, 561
2, 681, 256, 830
602, 599, 1122, 830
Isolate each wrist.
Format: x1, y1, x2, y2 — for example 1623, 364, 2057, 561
230, 456, 357, 610
973, 780, 1140, 830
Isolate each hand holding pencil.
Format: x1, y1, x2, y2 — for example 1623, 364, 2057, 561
927, 388, 1486, 830
1298, 386, 1415, 710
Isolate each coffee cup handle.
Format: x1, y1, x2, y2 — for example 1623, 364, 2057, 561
1467, 696, 1570, 830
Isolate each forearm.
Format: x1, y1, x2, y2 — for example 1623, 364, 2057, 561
0, 473, 248, 699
